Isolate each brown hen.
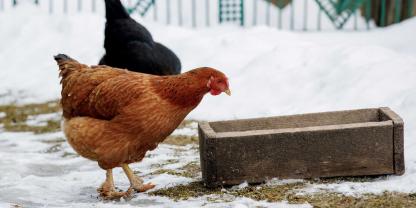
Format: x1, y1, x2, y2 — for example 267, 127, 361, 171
54, 54, 230, 199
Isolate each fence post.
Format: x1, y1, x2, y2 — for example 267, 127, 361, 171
266, 0, 270, 26
353, 9, 357, 30
49, 0, 53, 14
166, 0, 171, 24
240, 0, 244, 26
78, 0, 82, 12
178, 0, 182, 26
0, 0, 3, 11
92, 0, 96, 13
408, 0, 414, 17
278, 7, 282, 29
290, 1, 294, 30
34, 0, 39, 5
205, 0, 210, 26
303, 0, 307, 31
317, 6, 321, 30
153, 0, 157, 21
63, 0, 68, 13
380, 0, 386, 26
252, 0, 257, 26
218, 0, 221, 23
13, 0, 17, 6
365, 0, 371, 30
394, 0, 401, 23
191, 0, 196, 28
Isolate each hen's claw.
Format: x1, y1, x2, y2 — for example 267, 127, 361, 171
132, 182, 156, 192
129, 173, 155, 192
122, 164, 156, 192
98, 187, 131, 200
98, 182, 132, 200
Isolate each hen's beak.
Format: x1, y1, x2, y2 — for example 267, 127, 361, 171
224, 88, 231, 96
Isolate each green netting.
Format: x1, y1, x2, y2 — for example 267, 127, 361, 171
315, 0, 365, 29
219, 0, 244, 26
127, 0, 155, 16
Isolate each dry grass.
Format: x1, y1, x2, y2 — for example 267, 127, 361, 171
163, 120, 199, 146
150, 181, 416, 207
178, 161, 201, 178
306, 175, 388, 184
0, 100, 61, 134
176, 120, 198, 129
148, 161, 201, 179
163, 135, 198, 146
149, 182, 223, 200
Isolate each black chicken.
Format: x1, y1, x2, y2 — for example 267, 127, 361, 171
100, 0, 181, 75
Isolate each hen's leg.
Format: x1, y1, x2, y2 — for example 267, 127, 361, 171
97, 169, 133, 200
122, 164, 155, 192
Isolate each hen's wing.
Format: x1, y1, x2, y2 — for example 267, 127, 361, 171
153, 42, 182, 74
104, 18, 153, 48
121, 41, 181, 75
55, 54, 150, 120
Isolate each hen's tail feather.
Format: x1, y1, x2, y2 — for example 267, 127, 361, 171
54, 54, 73, 62
105, 0, 130, 20
54, 54, 82, 83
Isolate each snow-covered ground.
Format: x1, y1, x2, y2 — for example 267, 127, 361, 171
1, 3, 416, 208
1, 131, 307, 208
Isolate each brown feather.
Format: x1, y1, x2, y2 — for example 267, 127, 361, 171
56, 57, 225, 169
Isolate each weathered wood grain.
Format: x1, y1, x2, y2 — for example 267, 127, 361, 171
199, 107, 404, 187
380, 107, 405, 175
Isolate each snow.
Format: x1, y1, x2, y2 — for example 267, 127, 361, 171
26, 112, 61, 126
171, 127, 196, 136
1, 2, 416, 207
0, 3, 104, 104
0, 131, 306, 208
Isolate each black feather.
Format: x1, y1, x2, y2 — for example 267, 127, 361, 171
54, 54, 73, 63
100, 0, 181, 75
104, 0, 130, 20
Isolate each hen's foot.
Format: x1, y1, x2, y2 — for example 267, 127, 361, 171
97, 184, 132, 200
97, 169, 134, 200
130, 177, 156, 192
122, 164, 156, 192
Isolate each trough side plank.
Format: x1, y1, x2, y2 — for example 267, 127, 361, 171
210, 122, 394, 186
210, 108, 380, 133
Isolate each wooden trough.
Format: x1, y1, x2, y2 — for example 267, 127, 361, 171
198, 107, 404, 188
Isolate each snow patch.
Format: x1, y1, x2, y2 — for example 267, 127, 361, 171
171, 127, 197, 136
26, 112, 62, 126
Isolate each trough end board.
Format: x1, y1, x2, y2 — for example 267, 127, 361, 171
380, 107, 405, 175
